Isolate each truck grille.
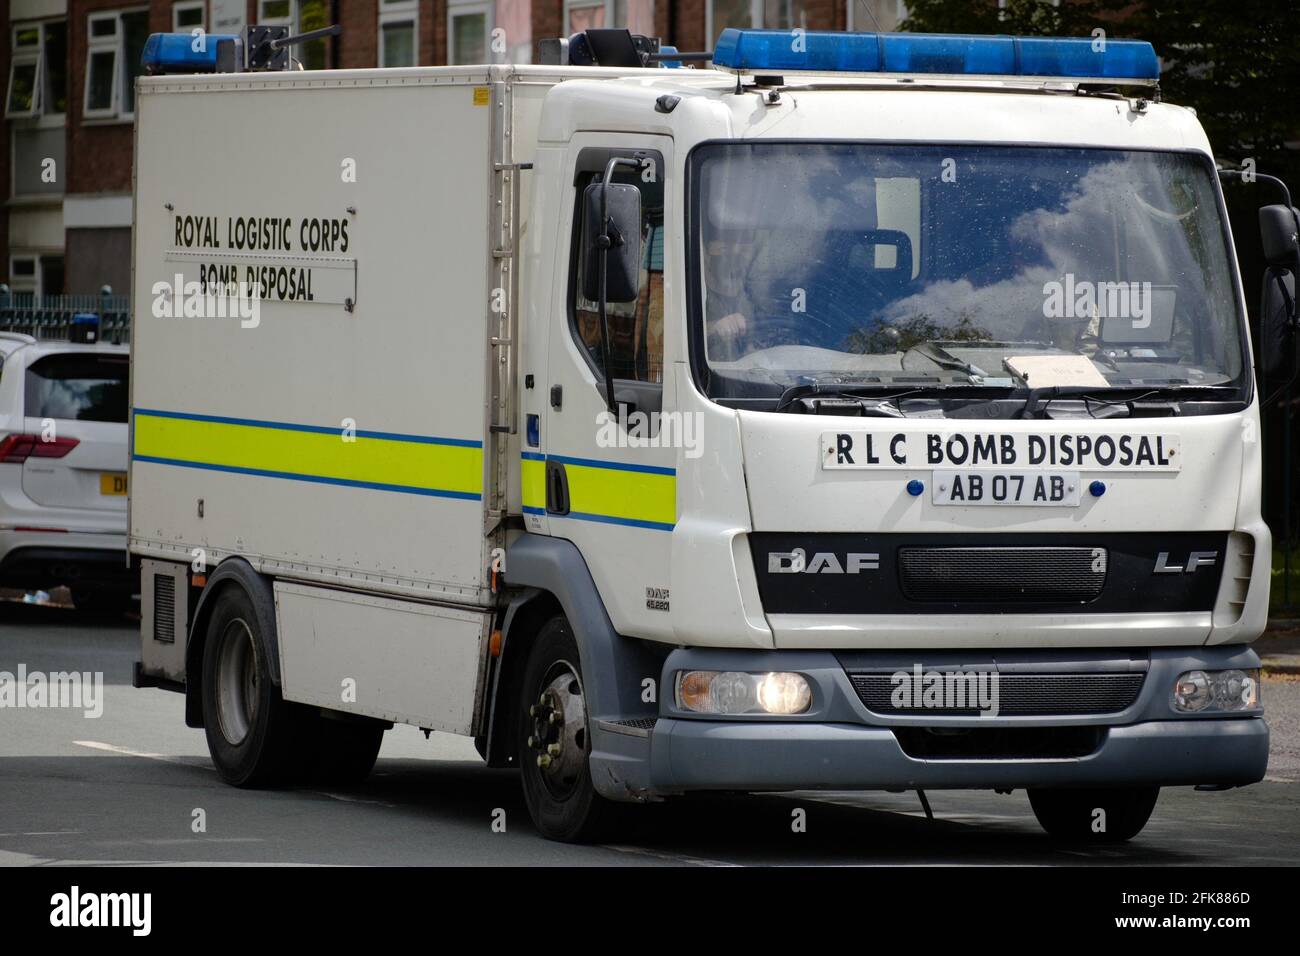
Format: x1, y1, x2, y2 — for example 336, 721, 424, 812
893, 726, 1105, 759
898, 546, 1105, 603
849, 672, 1145, 716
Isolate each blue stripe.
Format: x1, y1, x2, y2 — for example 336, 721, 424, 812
559, 511, 675, 532
522, 505, 546, 515
133, 454, 482, 500
543, 453, 676, 477
133, 407, 483, 448
520, 451, 547, 462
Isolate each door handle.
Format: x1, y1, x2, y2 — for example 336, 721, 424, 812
545, 460, 570, 515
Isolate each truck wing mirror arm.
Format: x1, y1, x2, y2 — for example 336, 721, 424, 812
583, 157, 644, 412
1224, 167, 1300, 405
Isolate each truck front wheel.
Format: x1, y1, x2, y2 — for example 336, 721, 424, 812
517, 616, 611, 842
1028, 787, 1160, 843
201, 586, 311, 787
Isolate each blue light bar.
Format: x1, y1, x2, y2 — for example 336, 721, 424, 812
141, 32, 241, 74
712, 29, 1159, 82
712, 29, 881, 72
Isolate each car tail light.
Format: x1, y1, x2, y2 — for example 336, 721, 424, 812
0, 433, 80, 463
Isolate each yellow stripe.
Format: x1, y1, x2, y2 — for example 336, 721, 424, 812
565, 463, 675, 527
134, 413, 482, 497
518, 456, 676, 528
521, 457, 547, 510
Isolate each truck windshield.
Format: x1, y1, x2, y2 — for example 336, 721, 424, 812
690, 143, 1247, 405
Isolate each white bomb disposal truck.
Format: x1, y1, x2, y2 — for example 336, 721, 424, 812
131, 26, 1295, 842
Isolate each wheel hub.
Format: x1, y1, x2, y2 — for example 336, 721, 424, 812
215, 619, 258, 746
524, 665, 587, 797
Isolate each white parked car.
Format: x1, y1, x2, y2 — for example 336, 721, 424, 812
0, 331, 134, 612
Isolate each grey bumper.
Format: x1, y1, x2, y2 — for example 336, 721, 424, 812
646, 715, 1268, 792
589, 643, 1269, 800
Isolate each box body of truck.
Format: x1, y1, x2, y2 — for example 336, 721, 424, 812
131, 35, 1272, 842
130, 67, 543, 732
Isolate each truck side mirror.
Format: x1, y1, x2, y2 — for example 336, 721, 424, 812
1258, 204, 1300, 393
1260, 204, 1300, 269
582, 182, 642, 304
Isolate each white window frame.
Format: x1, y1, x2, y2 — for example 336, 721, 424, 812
83, 13, 121, 120
9, 255, 40, 296
447, 0, 492, 66
259, 1, 333, 69
845, 1, 909, 32
173, 1, 206, 32
563, 0, 656, 34
6, 22, 51, 120
83, 9, 149, 122
258, 0, 296, 28
706, 0, 807, 49
564, 0, 607, 32
379, 0, 419, 68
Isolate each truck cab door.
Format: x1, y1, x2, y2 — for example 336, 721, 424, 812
540, 134, 676, 642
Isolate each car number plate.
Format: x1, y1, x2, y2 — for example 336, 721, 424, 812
931, 470, 1080, 506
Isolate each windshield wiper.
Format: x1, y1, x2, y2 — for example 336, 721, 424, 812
903, 342, 989, 379
772, 381, 1002, 414
1015, 384, 1239, 419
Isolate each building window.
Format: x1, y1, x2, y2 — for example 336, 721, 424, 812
7, 256, 62, 297
563, 0, 654, 35
7, 20, 67, 119
845, 1, 908, 32
258, 0, 329, 69
173, 2, 206, 32
9, 256, 38, 293
706, 0, 807, 48
380, 0, 418, 67
448, 1, 491, 65
83, 9, 150, 121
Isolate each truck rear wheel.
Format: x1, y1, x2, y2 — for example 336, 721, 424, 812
201, 586, 311, 787
1028, 787, 1160, 843
312, 717, 385, 784
517, 616, 611, 842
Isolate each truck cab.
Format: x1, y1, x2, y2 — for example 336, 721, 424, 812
508, 30, 1271, 840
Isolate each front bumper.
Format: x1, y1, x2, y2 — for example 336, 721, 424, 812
0, 531, 132, 591
590, 644, 1269, 800
648, 715, 1267, 791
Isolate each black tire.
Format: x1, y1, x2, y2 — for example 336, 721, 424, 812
311, 717, 385, 785
201, 585, 312, 787
517, 616, 612, 842
1028, 787, 1160, 843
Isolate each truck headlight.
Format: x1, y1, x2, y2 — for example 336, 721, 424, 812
676, 671, 812, 715
1173, 669, 1259, 713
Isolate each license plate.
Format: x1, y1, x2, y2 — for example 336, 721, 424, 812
100, 473, 128, 496
931, 470, 1080, 506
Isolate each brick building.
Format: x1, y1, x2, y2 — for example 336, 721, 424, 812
0, 0, 907, 298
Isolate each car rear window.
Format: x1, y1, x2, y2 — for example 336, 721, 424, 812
24, 353, 128, 423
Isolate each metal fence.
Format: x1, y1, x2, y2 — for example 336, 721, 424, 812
0, 291, 131, 344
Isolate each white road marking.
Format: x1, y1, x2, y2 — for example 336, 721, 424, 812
600, 844, 740, 867
73, 740, 211, 770
310, 791, 398, 808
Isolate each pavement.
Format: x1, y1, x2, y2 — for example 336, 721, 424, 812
1258, 621, 1300, 674
2, 599, 1298, 866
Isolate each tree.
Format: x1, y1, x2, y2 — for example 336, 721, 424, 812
900, 0, 1300, 162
